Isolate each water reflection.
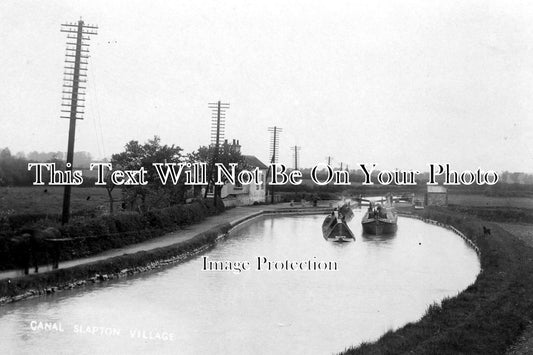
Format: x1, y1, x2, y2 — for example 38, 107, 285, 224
361, 232, 397, 243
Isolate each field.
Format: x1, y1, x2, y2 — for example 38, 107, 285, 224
3, 186, 533, 217
0, 186, 113, 215
448, 193, 533, 209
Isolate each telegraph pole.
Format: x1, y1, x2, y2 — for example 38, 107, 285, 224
326, 156, 333, 166
60, 19, 97, 224
205, 101, 229, 201
267, 126, 282, 203
291, 145, 301, 170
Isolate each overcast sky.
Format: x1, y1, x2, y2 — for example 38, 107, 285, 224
1, 0, 532, 173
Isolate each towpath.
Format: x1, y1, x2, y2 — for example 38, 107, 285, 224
0, 202, 334, 280
501, 221, 533, 355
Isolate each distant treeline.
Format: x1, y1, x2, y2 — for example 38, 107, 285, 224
296, 168, 533, 186
275, 171, 533, 198
5, 149, 94, 167
0, 148, 97, 186
2, 146, 533, 189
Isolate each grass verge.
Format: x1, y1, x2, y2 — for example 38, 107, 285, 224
0, 198, 224, 270
342, 206, 533, 355
0, 223, 231, 302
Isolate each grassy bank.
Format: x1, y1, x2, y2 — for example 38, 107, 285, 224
3, 190, 533, 353
447, 205, 533, 224
0, 223, 231, 301
447, 193, 533, 209
342, 206, 533, 355
0, 197, 224, 270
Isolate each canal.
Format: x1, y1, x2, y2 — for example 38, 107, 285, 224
0, 209, 480, 354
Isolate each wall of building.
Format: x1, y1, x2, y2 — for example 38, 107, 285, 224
221, 169, 267, 205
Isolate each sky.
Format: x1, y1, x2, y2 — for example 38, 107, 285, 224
1, 0, 533, 173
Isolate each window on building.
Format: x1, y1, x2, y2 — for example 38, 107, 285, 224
234, 179, 243, 190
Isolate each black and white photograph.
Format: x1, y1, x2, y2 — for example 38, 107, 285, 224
1, 1, 533, 354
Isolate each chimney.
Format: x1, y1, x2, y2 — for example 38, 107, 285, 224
231, 139, 241, 153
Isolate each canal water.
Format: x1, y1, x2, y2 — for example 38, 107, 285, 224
0, 210, 480, 354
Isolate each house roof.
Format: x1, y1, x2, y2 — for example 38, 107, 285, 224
243, 155, 268, 169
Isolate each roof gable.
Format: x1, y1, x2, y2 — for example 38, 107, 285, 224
243, 155, 268, 169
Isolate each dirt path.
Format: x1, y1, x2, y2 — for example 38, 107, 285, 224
0, 202, 335, 281
0, 206, 260, 280
498, 223, 533, 247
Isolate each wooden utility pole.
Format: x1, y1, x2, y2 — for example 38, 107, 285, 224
291, 145, 301, 170
60, 19, 97, 224
267, 126, 282, 203
205, 101, 229, 201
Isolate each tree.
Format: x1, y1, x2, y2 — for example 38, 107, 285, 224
73, 151, 93, 168
27, 151, 64, 162
190, 141, 247, 206
104, 169, 116, 214
0, 147, 34, 186
0, 148, 11, 159
111, 136, 185, 211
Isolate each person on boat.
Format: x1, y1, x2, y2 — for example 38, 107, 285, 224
367, 204, 375, 219
377, 205, 382, 214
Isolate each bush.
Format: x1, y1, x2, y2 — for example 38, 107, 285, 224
1, 213, 61, 232
0, 198, 225, 270
0, 223, 232, 298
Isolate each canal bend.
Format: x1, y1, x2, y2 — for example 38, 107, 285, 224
0, 210, 480, 355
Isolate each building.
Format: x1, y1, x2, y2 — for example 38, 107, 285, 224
425, 185, 448, 206
220, 155, 268, 207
